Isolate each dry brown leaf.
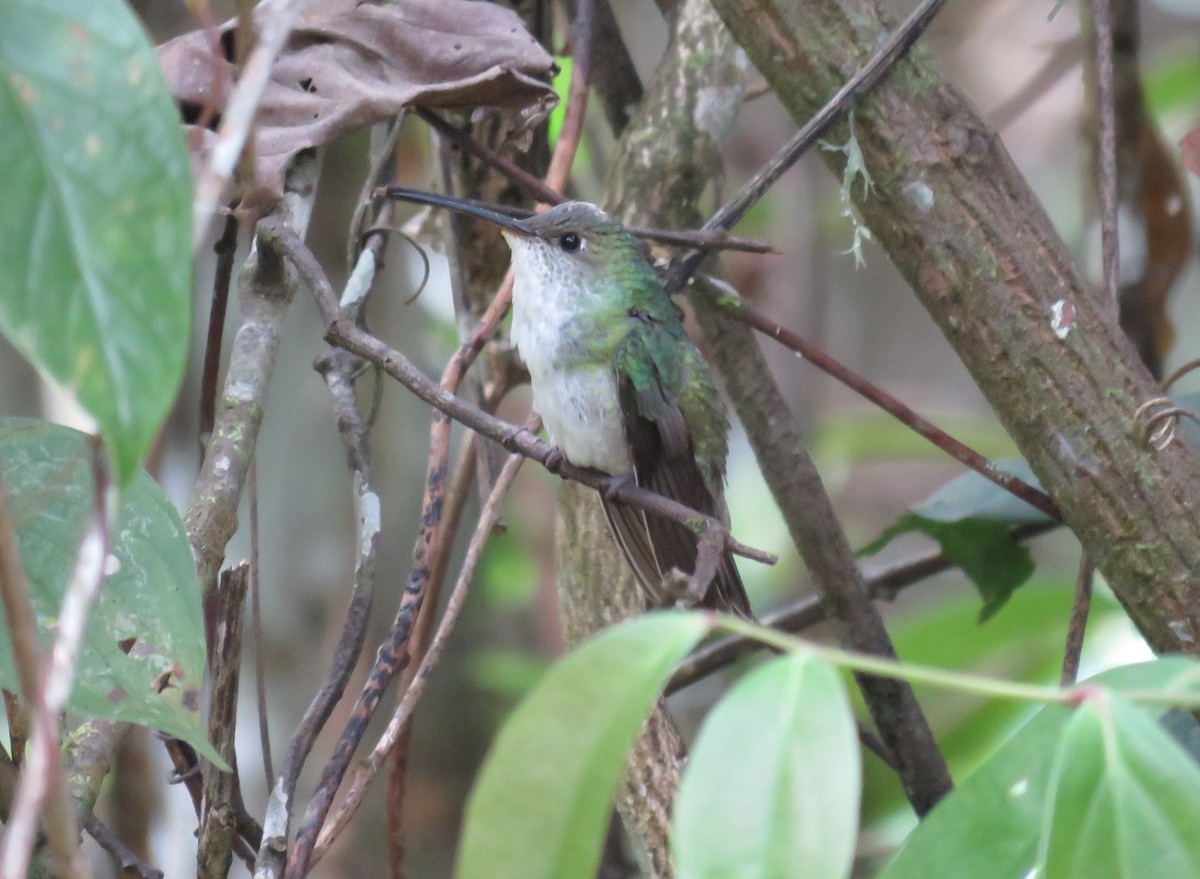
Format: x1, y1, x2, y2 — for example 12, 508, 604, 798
159, 0, 557, 210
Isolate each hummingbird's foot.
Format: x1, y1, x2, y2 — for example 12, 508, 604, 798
507, 427, 570, 477
600, 472, 637, 501
543, 446, 568, 477
660, 568, 705, 609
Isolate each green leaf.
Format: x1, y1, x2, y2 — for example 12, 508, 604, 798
547, 54, 589, 167
675, 653, 859, 879
1145, 48, 1200, 117
0, 419, 216, 762
860, 584, 1115, 823
1037, 692, 1200, 879
877, 658, 1200, 879
859, 459, 1050, 618
0, 0, 191, 484
456, 611, 712, 879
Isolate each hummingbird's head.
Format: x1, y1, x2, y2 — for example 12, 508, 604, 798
384, 188, 655, 298
500, 201, 652, 295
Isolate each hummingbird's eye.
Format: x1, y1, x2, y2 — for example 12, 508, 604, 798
558, 232, 582, 253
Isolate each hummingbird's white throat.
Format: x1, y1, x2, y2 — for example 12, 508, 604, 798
503, 231, 633, 476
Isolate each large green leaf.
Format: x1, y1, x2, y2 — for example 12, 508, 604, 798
877, 658, 1200, 879
0, 0, 191, 485
456, 612, 712, 879
0, 419, 215, 761
675, 653, 859, 879
1037, 692, 1200, 879
859, 459, 1051, 618
861, 584, 1113, 823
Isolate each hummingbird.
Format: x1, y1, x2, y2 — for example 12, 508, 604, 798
390, 188, 751, 616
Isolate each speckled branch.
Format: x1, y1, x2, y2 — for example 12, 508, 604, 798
184, 151, 323, 595
709, 0, 1200, 653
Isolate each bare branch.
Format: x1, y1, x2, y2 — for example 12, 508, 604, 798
312, 447, 526, 862
199, 564, 250, 879
186, 150, 323, 596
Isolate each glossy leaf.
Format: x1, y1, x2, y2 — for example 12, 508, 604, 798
0, 0, 191, 484
675, 653, 859, 879
878, 658, 1200, 879
859, 459, 1050, 618
0, 419, 215, 761
861, 584, 1112, 822
1037, 692, 1200, 879
456, 612, 712, 879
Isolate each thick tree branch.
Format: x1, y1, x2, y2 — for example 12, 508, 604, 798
709, 0, 1200, 653
198, 564, 250, 879
690, 294, 952, 812
186, 151, 323, 595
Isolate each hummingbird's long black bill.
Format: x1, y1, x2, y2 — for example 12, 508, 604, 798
384, 186, 536, 236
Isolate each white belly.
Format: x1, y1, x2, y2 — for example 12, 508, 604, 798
530, 365, 632, 475
509, 272, 632, 475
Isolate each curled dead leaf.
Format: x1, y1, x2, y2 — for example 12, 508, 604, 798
158, 0, 557, 211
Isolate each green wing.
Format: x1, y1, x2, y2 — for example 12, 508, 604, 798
601, 317, 750, 616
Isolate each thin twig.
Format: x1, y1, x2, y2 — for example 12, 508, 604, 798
192, 0, 304, 247
2, 692, 25, 772
668, 521, 1060, 693
627, 225, 774, 254
0, 469, 42, 720
693, 292, 952, 813
200, 214, 240, 441
379, 413, 497, 878
84, 814, 164, 879
416, 108, 563, 205
1092, 0, 1120, 316
278, 355, 379, 782
312, 447, 526, 864
0, 471, 64, 871
1061, 554, 1094, 685
347, 116, 408, 272
695, 274, 1061, 520
543, 0, 595, 191
664, 0, 952, 293
249, 459, 272, 785
254, 233, 387, 879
